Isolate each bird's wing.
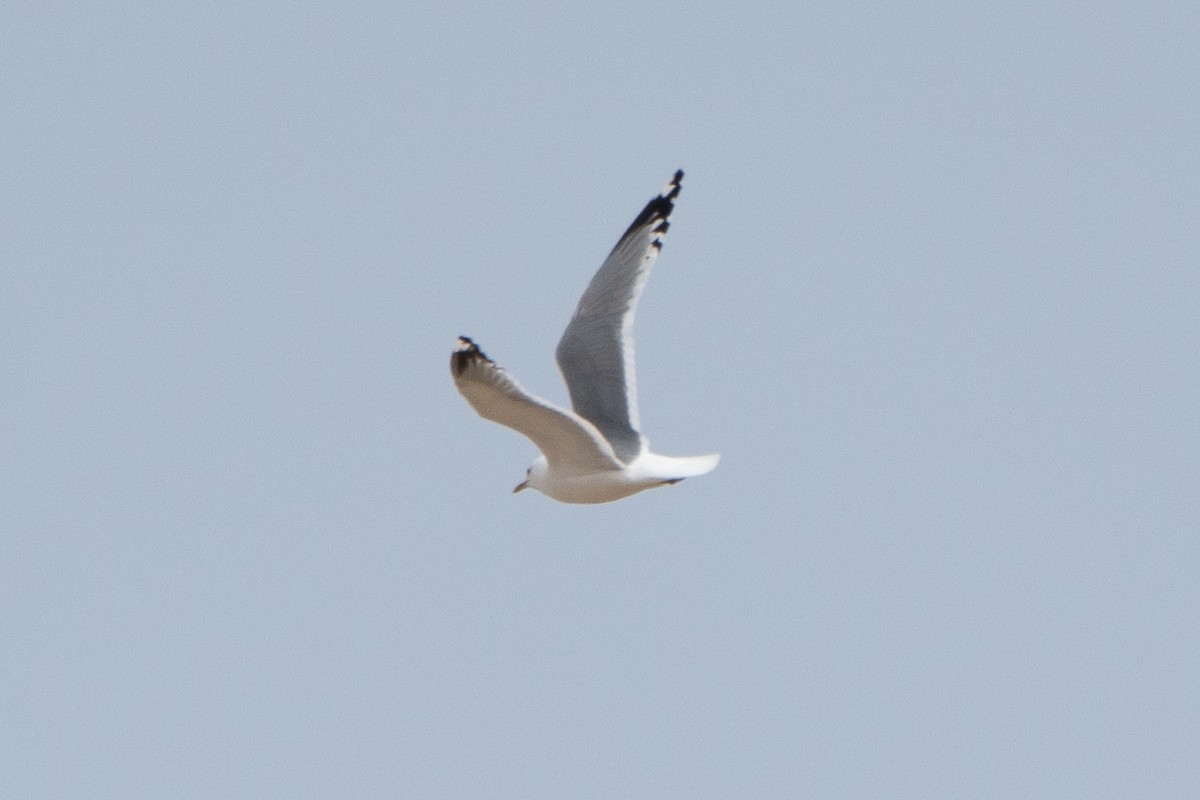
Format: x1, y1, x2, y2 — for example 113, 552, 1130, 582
451, 337, 623, 474
554, 169, 683, 463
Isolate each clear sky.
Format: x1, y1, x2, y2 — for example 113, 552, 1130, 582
3, 2, 1198, 797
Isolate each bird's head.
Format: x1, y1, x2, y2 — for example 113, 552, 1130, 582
513, 455, 549, 495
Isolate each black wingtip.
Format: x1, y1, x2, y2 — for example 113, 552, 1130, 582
667, 169, 684, 199
451, 335, 489, 377
614, 169, 685, 250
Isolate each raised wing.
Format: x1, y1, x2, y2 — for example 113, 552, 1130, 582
451, 337, 623, 474
554, 170, 683, 463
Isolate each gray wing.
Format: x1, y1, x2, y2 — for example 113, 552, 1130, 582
451, 337, 623, 474
554, 170, 683, 463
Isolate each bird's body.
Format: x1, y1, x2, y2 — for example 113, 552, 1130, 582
451, 170, 719, 504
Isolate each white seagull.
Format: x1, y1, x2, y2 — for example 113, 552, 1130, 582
451, 170, 719, 504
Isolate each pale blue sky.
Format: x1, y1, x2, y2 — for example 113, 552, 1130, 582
3, 2, 1198, 797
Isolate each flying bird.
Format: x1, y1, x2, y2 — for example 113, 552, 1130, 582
451, 170, 719, 503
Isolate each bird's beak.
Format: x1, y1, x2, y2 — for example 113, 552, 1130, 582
513, 480, 529, 494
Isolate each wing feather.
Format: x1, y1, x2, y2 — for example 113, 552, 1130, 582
554, 169, 683, 463
451, 337, 623, 474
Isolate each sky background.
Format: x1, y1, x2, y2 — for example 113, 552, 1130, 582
3, 2, 1198, 797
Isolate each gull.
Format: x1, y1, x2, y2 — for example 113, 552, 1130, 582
451, 170, 720, 504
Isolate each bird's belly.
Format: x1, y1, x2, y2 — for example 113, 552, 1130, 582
543, 471, 666, 504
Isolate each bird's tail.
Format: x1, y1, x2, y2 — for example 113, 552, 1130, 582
640, 452, 721, 480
